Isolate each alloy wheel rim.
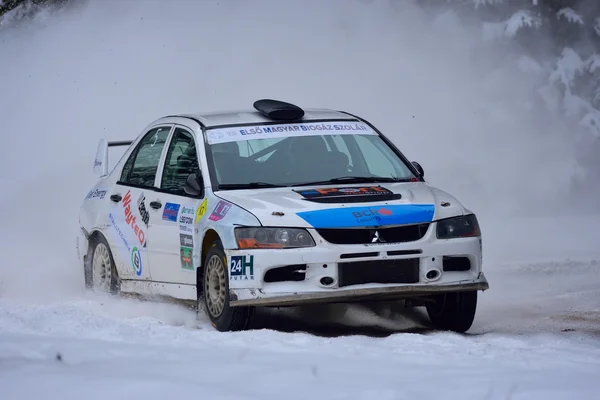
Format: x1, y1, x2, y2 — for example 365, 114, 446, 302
92, 243, 112, 292
205, 254, 226, 318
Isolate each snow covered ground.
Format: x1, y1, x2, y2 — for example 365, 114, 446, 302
1, 215, 600, 400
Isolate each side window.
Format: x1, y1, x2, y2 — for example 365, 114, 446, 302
120, 126, 171, 187
161, 128, 200, 196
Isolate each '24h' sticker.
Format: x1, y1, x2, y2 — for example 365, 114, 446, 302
230, 255, 254, 280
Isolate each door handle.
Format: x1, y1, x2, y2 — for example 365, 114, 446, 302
150, 201, 162, 209
110, 194, 122, 203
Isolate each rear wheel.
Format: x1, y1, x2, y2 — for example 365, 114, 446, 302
89, 234, 120, 295
425, 290, 477, 333
200, 240, 254, 332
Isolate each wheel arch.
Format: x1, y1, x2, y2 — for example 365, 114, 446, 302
86, 229, 112, 257
197, 229, 221, 299
83, 229, 114, 289
87, 228, 103, 245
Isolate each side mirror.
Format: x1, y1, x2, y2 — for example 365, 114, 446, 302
184, 173, 204, 197
411, 161, 424, 178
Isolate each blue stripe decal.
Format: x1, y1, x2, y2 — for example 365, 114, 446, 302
296, 204, 435, 229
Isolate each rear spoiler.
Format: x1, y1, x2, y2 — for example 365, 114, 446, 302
108, 140, 133, 147
93, 139, 133, 177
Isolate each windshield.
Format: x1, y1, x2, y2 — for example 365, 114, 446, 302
205, 121, 416, 189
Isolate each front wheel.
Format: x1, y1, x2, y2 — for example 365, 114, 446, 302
425, 290, 477, 333
200, 240, 254, 332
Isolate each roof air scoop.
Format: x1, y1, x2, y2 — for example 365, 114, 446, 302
253, 99, 305, 121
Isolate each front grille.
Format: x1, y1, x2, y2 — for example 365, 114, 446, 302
340, 252, 379, 259
317, 223, 429, 245
338, 259, 420, 287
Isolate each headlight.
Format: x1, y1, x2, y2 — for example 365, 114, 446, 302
436, 214, 480, 239
235, 227, 316, 249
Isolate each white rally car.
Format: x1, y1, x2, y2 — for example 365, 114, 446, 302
77, 99, 488, 333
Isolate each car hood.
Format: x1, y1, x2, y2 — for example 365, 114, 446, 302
215, 182, 468, 229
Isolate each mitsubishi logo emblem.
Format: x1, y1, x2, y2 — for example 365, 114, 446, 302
371, 230, 384, 243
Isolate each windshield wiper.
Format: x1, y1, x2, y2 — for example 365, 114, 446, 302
217, 182, 287, 190
292, 176, 411, 187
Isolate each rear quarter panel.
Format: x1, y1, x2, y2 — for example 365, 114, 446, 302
79, 172, 131, 275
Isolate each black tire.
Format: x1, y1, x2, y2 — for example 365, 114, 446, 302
425, 290, 477, 333
87, 233, 120, 295
200, 239, 254, 332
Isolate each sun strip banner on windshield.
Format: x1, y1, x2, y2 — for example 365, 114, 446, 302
206, 121, 377, 144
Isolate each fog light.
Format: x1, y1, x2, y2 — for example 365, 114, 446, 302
320, 277, 334, 286
426, 270, 438, 279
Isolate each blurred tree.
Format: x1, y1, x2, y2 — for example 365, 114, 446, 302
2, 0, 599, 139
427, 0, 600, 139
0, 0, 69, 19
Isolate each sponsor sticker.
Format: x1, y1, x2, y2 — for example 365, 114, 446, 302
162, 202, 181, 222
296, 204, 435, 229
122, 190, 146, 247
179, 225, 193, 233
179, 213, 194, 225
137, 192, 150, 228
230, 255, 254, 280
294, 186, 393, 199
177, 204, 196, 269
196, 198, 208, 223
85, 188, 108, 200
209, 200, 232, 221
352, 207, 393, 223
180, 246, 193, 270
206, 121, 376, 144
109, 212, 129, 250
109, 212, 143, 275
181, 206, 195, 215
179, 234, 193, 247
131, 246, 143, 276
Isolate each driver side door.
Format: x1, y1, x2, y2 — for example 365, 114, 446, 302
146, 126, 205, 286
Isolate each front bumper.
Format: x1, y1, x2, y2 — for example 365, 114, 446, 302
226, 225, 487, 307
231, 275, 488, 306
